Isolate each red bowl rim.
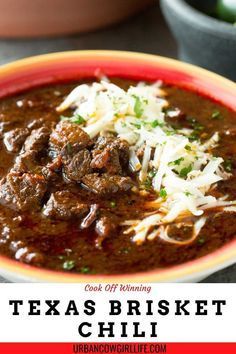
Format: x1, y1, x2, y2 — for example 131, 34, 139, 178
0, 50, 235, 282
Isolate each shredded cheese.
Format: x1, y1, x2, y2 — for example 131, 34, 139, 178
57, 80, 235, 245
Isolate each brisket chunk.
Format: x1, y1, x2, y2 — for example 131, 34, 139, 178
63, 149, 92, 182
42, 156, 62, 181
91, 147, 121, 174
82, 173, 134, 195
0, 114, 19, 137
11, 127, 51, 173
13, 150, 38, 173
11, 126, 51, 174
3, 128, 29, 152
27, 116, 56, 131
23, 126, 50, 152
43, 190, 89, 220
91, 136, 129, 174
27, 118, 46, 130
0, 172, 47, 211
49, 121, 91, 156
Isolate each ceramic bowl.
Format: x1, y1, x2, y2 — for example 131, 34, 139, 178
160, 0, 236, 80
0, 50, 235, 282
0, 0, 154, 37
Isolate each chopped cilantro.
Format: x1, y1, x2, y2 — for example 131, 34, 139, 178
148, 169, 156, 178
194, 123, 204, 131
130, 122, 141, 129
60, 114, 85, 125
223, 159, 233, 172
63, 260, 75, 270
179, 164, 193, 178
110, 200, 116, 208
80, 266, 91, 274
133, 95, 144, 118
169, 157, 184, 166
144, 178, 152, 190
165, 130, 175, 136
151, 120, 163, 128
198, 237, 206, 245
211, 110, 222, 120
189, 131, 200, 142
185, 145, 192, 151
72, 114, 86, 124
187, 116, 204, 132
160, 188, 167, 198
184, 191, 192, 196
138, 119, 148, 127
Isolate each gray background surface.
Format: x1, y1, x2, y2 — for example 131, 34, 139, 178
0, 3, 235, 282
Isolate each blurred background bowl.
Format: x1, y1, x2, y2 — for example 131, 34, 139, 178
0, 0, 154, 38
160, 0, 236, 80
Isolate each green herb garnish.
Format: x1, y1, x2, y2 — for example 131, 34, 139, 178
60, 113, 86, 125
72, 114, 86, 124
165, 130, 175, 136
130, 122, 141, 129
160, 188, 167, 198
185, 145, 192, 151
110, 201, 116, 208
198, 237, 206, 245
151, 120, 163, 128
148, 170, 156, 178
143, 178, 152, 190
184, 191, 192, 197
223, 159, 233, 172
189, 131, 200, 142
169, 157, 184, 166
63, 260, 75, 270
80, 266, 91, 274
187, 116, 204, 131
133, 95, 144, 118
179, 164, 193, 178
195, 123, 204, 131
211, 110, 222, 120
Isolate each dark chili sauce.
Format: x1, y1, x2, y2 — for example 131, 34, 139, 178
0, 78, 235, 275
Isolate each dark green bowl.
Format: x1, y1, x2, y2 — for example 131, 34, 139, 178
160, 0, 236, 80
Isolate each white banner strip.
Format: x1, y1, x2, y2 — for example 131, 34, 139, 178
0, 283, 235, 342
